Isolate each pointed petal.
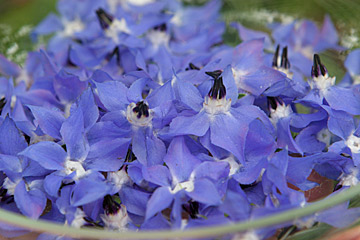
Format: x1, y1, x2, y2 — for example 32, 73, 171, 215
210, 114, 248, 164
71, 179, 111, 206
95, 80, 129, 111
168, 111, 209, 137
44, 172, 65, 197
14, 180, 47, 219
60, 107, 88, 161
143, 165, 172, 187
120, 186, 150, 216
145, 186, 173, 220
187, 178, 221, 205
0, 116, 27, 155
54, 70, 87, 103
164, 136, 202, 183
28, 105, 65, 139
76, 88, 99, 131
19, 141, 66, 170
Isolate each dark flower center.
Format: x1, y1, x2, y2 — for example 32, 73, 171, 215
132, 101, 149, 118
185, 62, 200, 71
206, 70, 226, 99
96, 8, 114, 30
153, 23, 167, 32
103, 194, 121, 215
311, 54, 327, 78
272, 45, 290, 69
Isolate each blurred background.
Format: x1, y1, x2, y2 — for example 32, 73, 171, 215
0, 1, 360, 239
1, 0, 360, 63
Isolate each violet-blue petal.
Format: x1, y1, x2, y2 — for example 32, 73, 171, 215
295, 124, 327, 154
210, 114, 248, 164
0, 154, 22, 173
325, 86, 360, 115
187, 178, 221, 205
85, 137, 130, 171
316, 202, 360, 228
14, 180, 47, 219
219, 188, 251, 221
54, 69, 87, 103
171, 72, 204, 112
164, 136, 202, 183
0, 55, 20, 77
32, 13, 63, 37
142, 165, 171, 187
344, 49, 360, 76
28, 105, 65, 139
233, 158, 267, 184
145, 134, 166, 166
71, 179, 111, 207
168, 111, 209, 137
145, 186, 173, 220
120, 186, 150, 216
94, 80, 129, 111
19, 141, 66, 170
44, 172, 65, 197
245, 119, 276, 162
76, 88, 99, 131
324, 107, 354, 140
0, 116, 27, 155
222, 65, 239, 104
276, 117, 303, 154
192, 161, 229, 181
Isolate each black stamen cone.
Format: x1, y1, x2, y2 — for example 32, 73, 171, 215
272, 45, 280, 68
106, 46, 121, 65
153, 23, 167, 32
267, 97, 278, 110
96, 8, 114, 29
311, 54, 327, 78
103, 195, 121, 215
206, 70, 226, 99
0, 98, 6, 115
132, 101, 149, 118
280, 46, 290, 69
182, 201, 199, 219
185, 62, 200, 71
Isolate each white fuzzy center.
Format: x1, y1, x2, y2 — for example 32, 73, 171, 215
346, 134, 360, 154
126, 102, 153, 127
62, 18, 85, 37
106, 18, 131, 43
203, 96, 231, 115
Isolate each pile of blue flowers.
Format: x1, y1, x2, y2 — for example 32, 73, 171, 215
1, 0, 360, 239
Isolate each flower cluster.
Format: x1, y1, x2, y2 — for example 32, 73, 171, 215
1, 0, 360, 239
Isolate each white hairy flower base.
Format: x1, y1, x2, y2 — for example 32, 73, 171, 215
62, 18, 85, 37
339, 168, 359, 187
203, 96, 231, 115
309, 73, 336, 92
346, 134, 360, 154
269, 103, 292, 126
66, 208, 87, 228
63, 158, 90, 181
147, 30, 170, 50
126, 102, 153, 127
316, 128, 331, 147
101, 204, 130, 231
106, 18, 132, 44
108, 168, 132, 192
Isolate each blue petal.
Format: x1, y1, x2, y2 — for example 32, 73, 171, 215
276, 117, 303, 154
145, 186, 173, 220
344, 49, 360, 76
32, 13, 63, 37
143, 165, 171, 187
54, 69, 87, 103
0, 55, 20, 77
0, 116, 27, 155
44, 172, 65, 197
325, 86, 360, 115
76, 88, 99, 131
28, 105, 65, 139
85, 138, 130, 171
94, 80, 129, 111
168, 111, 209, 137
187, 178, 221, 205
14, 180, 47, 219
323, 107, 354, 140
222, 65, 239, 105
164, 136, 202, 183
120, 186, 150, 216
210, 114, 248, 164
171, 72, 204, 112
19, 141, 66, 170
60, 107, 89, 161
0, 154, 22, 173
71, 179, 111, 206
